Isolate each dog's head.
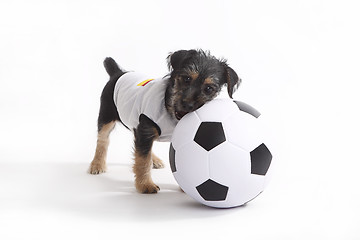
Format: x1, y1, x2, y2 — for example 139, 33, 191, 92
165, 49, 241, 120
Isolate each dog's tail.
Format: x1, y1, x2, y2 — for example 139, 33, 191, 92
103, 57, 123, 77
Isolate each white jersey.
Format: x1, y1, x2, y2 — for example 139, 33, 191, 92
113, 72, 178, 142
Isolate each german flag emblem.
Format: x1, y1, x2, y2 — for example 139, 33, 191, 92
137, 78, 154, 86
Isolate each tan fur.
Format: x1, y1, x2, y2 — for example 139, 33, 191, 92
133, 152, 160, 193
133, 129, 160, 193
204, 77, 215, 85
152, 152, 164, 169
89, 121, 116, 174
190, 72, 199, 81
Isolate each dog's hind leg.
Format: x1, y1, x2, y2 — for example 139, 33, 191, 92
89, 61, 121, 174
89, 121, 116, 174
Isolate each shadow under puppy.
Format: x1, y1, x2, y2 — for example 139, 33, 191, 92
89, 49, 241, 193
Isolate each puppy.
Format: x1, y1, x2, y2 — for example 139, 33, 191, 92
89, 49, 241, 193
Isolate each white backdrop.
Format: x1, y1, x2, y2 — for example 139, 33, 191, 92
1, 0, 359, 239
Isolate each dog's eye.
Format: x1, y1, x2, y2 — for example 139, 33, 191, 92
183, 76, 191, 83
203, 85, 214, 95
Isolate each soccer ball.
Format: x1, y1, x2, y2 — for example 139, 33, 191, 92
169, 98, 273, 208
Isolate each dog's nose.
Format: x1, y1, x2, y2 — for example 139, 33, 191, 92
181, 101, 194, 111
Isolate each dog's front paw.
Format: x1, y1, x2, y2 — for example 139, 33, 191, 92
88, 161, 107, 175
136, 181, 160, 194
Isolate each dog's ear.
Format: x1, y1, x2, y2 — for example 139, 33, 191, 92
167, 50, 197, 71
222, 63, 241, 98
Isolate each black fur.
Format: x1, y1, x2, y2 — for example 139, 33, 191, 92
103, 57, 122, 76
165, 49, 241, 120
97, 58, 125, 132
167, 50, 240, 95
133, 114, 160, 157
223, 63, 241, 98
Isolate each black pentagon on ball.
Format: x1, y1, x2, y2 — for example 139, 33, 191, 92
194, 122, 226, 151
250, 143, 272, 175
196, 179, 229, 201
169, 143, 176, 173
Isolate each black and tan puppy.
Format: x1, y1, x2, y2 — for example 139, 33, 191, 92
89, 49, 241, 193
